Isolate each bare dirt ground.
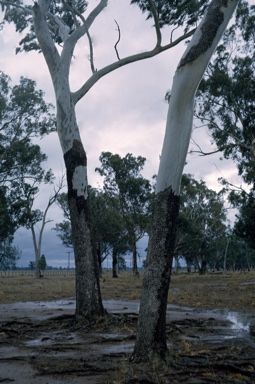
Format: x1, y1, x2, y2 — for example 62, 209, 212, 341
1, 271, 255, 383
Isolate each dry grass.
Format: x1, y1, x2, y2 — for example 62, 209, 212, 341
1, 270, 255, 311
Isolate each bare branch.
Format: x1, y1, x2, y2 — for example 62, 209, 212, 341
148, 0, 161, 47
73, 28, 196, 104
189, 138, 222, 156
61, 0, 108, 78
114, 20, 121, 61
219, 178, 249, 196
170, 26, 179, 43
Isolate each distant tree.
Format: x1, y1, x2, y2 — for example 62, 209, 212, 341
96, 152, 153, 276
29, 260, 36, 270
228, 186, 255, 251
0, 239, 21, 270
40, 254, 47, 271
176, 174, 227, 274
0, 71, 56, 244
21, 177, 64, 279
118, 255, 127, 272
55, 188, 129, 278
54, 192, 73, 248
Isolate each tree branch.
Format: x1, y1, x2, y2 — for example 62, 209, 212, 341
72, 29, 196, 104
148, 0, 161, 47
114, 20, 121, 61
0, 1, 32, 15
61, 0, 108, 78
33, 1, 61, 80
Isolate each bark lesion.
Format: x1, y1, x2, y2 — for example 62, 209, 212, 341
179, 0, 227, 67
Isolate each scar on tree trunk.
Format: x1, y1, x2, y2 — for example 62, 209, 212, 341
64, 140, 105, 319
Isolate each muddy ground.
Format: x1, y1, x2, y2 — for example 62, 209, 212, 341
1, 298, 255, 383
1, 272, 255, 383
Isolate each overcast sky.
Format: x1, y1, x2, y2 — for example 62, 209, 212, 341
0, 0, 243, 268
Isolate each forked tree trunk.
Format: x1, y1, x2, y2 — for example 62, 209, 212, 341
33, 0, 105, 319
131, 0, 238, 362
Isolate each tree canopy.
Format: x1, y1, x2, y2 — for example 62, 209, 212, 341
96, 152, 153, 275
177, 174, 227, 273
0, 71, 55, 245
195, 2, 254, 184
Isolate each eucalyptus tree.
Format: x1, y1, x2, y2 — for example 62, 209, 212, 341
96, 152, 153, 276
0, 238, 21, 270
195, 2, 255, 184
228, 186, 255, 250
22, 178, 64, 279
0, 0, 200, 319
194, 1, 255, 260
55, 188, 129, 277
0, 71, 55, 272
176, 174, 227, 274
131, 0, 239, 362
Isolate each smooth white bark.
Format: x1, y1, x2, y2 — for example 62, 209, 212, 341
156, 0, 239, 196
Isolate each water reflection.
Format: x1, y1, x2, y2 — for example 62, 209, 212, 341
226, 312, 250, 332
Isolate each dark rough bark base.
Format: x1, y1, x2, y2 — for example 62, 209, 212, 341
64, 140, 105, 319
131, 187, 180, 362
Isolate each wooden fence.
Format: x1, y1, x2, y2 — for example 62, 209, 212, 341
0, 270, 75, 277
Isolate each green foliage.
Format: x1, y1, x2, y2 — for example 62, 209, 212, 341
177, 174, 227, 273
131, 0, 209, 31
54, 188, 129, 266
40, 254, 47, 271
29, 260, 35, 270
196, 2, 255, 185
195, 2, 255, 260
54, 220, 73, 248
0, 71, 56, 242
0, 238, 21, 270
228, 187, 255, 249
96, 152, 153, 235
96, 152, 153, 274
1, 0, 88, 53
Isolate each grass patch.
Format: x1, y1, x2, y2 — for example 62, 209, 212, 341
1, 270, 255, 311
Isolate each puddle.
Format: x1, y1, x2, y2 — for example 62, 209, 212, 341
1, 299, 254, 347
24, 331, 79, 347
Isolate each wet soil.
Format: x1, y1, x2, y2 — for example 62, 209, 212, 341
1, 299, 255, 383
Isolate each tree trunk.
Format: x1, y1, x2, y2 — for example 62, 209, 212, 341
97, 243, 103, 278
31, 226, 41, 279
132, 238, 139, 277
199, 259, 207, 275
112, 248, 118, 278
223, 237, 230, 273
131, 0, 239, 362
65, 139, 105, 318
132, 188, 180, 361
33, 1, 105, 320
